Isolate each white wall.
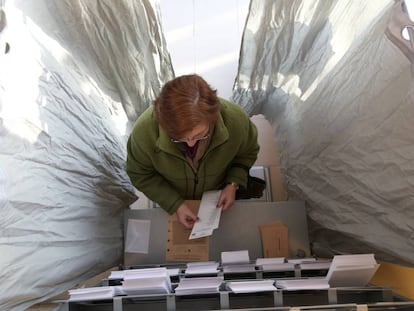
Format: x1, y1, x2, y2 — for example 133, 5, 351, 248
159, 0, 250, 99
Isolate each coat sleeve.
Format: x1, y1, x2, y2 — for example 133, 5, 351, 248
126, 132, 184, 214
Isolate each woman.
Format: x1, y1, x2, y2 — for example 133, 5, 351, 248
126, 74, 259, 228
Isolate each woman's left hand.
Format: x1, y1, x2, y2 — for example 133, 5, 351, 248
176, 203, 199, 229
217, 184, 237, 211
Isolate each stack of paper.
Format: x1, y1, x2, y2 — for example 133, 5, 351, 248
68, 286, 123, 301
221, 250, 250, 265
222, 263, 256, 273
189, 191, 222, 239
275, 278, 330, 290
120, 267, 172, 295
227, 279, 276, 293
255, 257, 295, 271
255, 257, 286, 265
299, 260, 331, 271
166, 268, 181, 278
108, 270, 125, 280
287, 257, 317, 264
174, 276, 224, 295
109, 267, 180, 280
259, 262, 296, 272
221, 250, 256, 273
185, 261, 220, 275
325, 253, 380, 287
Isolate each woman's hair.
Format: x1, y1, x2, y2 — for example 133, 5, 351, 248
154, 74, 221, 139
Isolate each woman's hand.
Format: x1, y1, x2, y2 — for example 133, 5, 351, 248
176, 203, 199, 229
217, 184, 237, 211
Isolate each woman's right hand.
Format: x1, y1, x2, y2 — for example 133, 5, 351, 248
176, 203, 199, 229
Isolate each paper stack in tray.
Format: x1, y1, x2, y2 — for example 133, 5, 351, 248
120, 267, 172, 295
275, 278, 330, 290
227, 279, 277, 293
68, 286, 123, 301
221, 250, 256, 273
185, 261, 220, 275
174, 276, 224, 296
325, 253, 379, 287
255, 257, 295, 271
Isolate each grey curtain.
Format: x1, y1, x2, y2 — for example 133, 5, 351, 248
233, 0, 414, 266
0, 1, 173, 310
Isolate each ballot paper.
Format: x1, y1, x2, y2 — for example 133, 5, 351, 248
122, 277, 171, 295
221, 250, 255, 273
174, 276, 224, 295
120, 267, 172, 295
257, 262, 296, 272
108, 270, 125, 280
255, 257, 286, 266
325, 253, 379, 287
287, 257, 317, 264
185, 261, 220, 275
167, 268, 181, 277
222, 263, 256, 273
68, 286, 124, 301
189, 190, 222, 239
227, 279, 276, 293
275, 278, 330, 290
108, 267, 180, 280
221, 250, 250, 265
299, 260, 331, 270
255, 257, 294, 272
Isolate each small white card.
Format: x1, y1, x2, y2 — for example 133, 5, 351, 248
125, 219, 151, 253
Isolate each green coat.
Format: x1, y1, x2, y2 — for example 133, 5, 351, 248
126, 99, 259, 214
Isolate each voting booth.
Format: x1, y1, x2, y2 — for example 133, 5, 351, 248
60, 200, 414, 311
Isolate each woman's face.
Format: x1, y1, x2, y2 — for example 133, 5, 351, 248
173, 123, 210, 147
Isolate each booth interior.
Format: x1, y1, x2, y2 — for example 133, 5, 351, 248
3, 1, 414, 310
62, 198, 414, 311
